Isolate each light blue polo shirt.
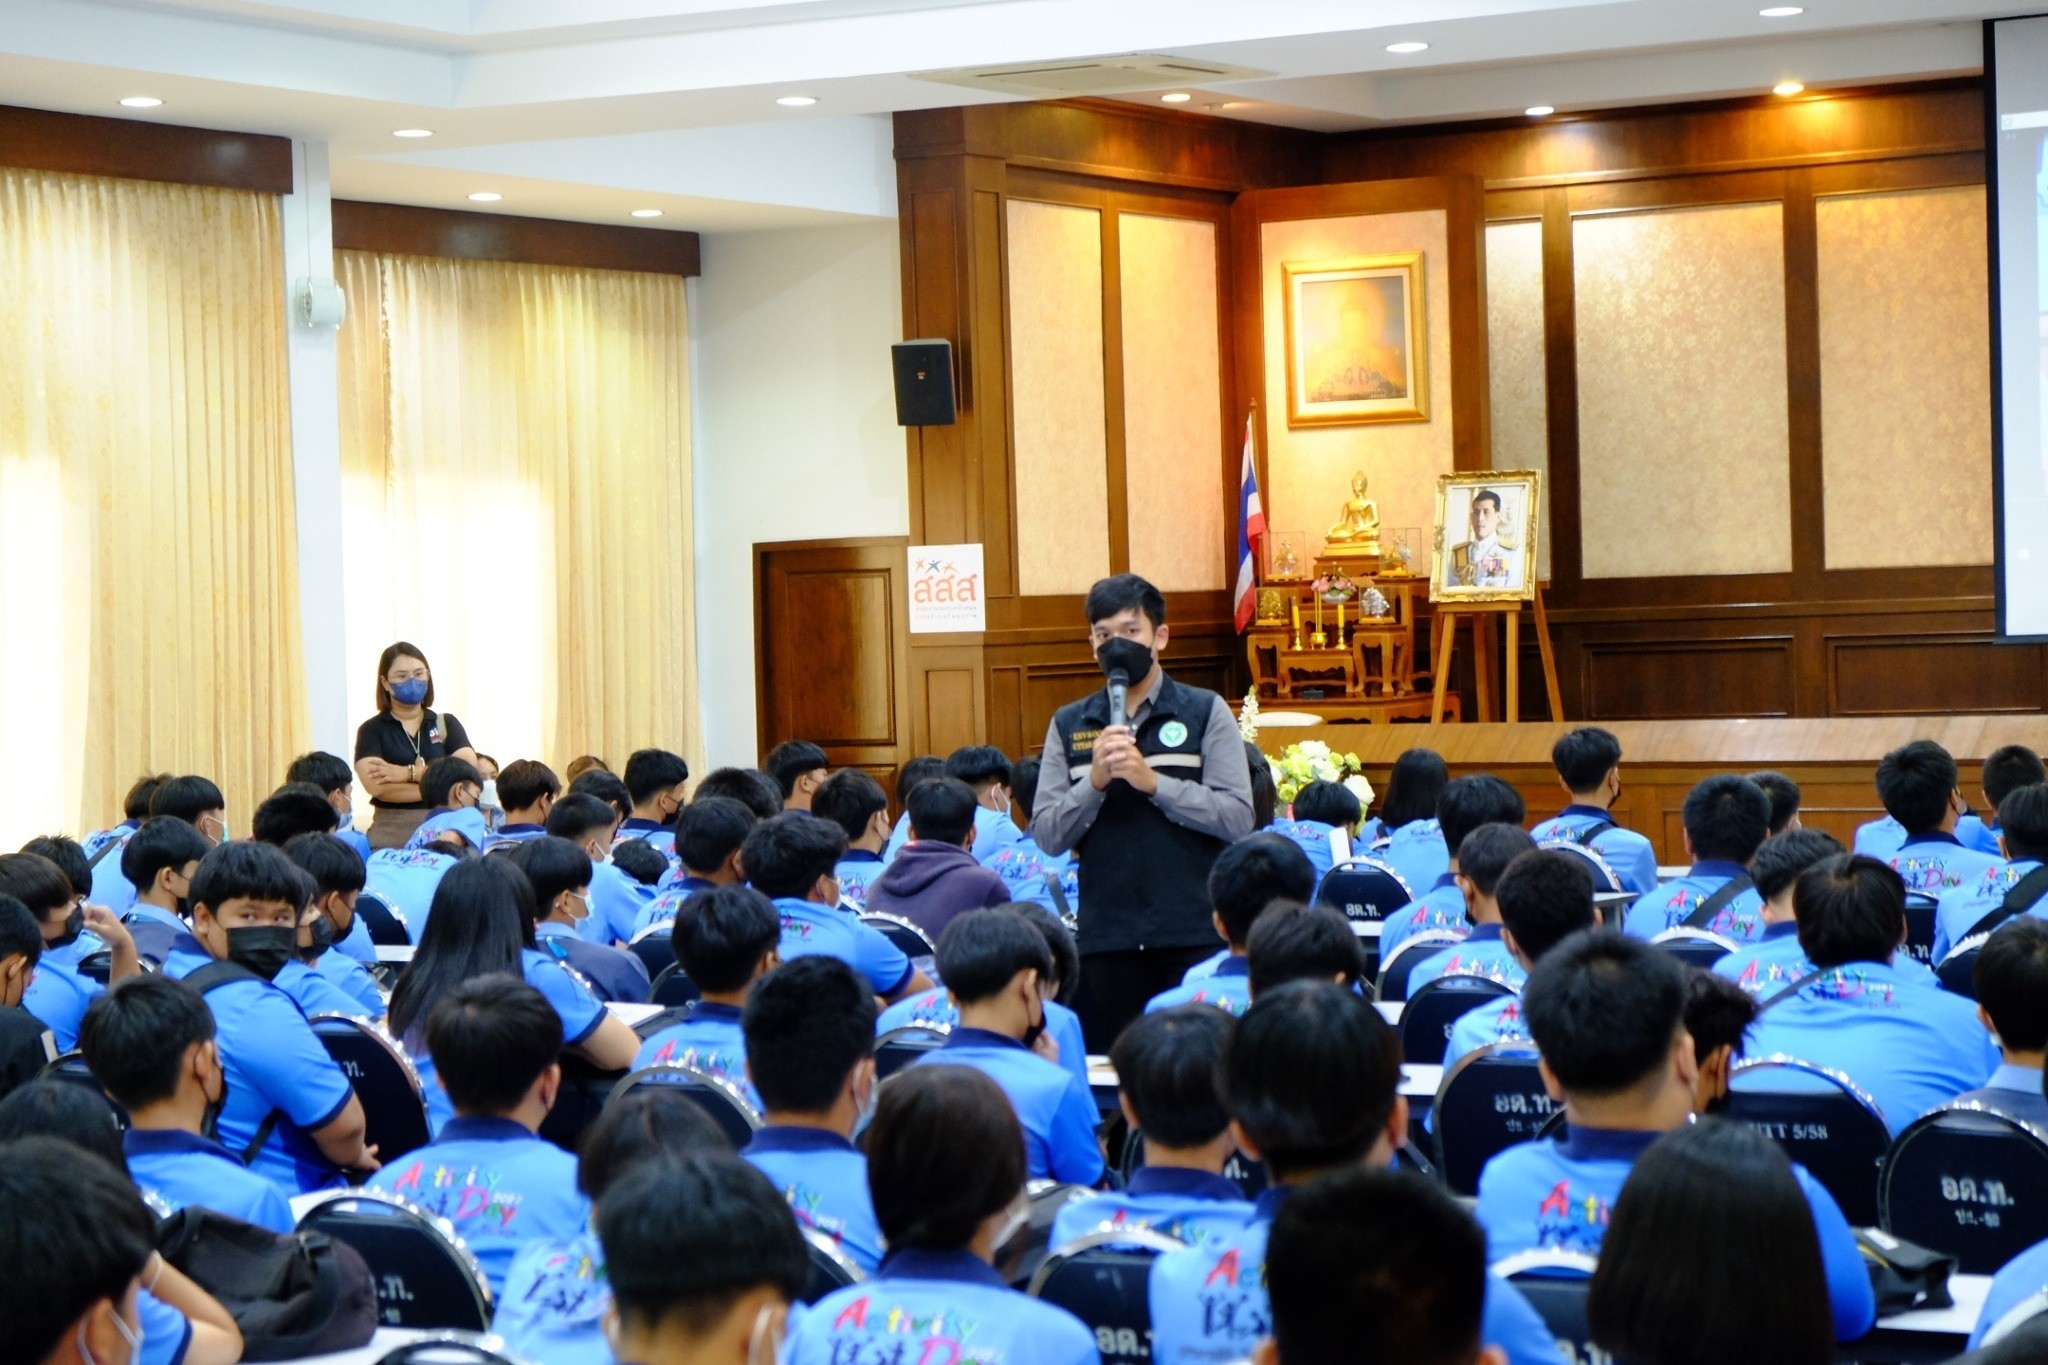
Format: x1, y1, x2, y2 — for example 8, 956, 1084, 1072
494, 1231, 610, 1365
1621, 861, 1764, 942
1714, 921, 1935, 997
408, 948, 608, 1134
124, 1127, 295, 1232
1531, 805, 1659, 896
312, 948, 387, 1014
1267, 818, 1345, 887
985, 836, 1079, 915
1934, 858, 2047, 963
629, 1001, 760, 1110
363, 846, 458, 939
1378, 874, 1470, 958
22, 934, 105, 1051
1886, 832, 2005, 910
481, 821, 546, 854
1145, 956, 1251, 1017
122, 903, 188, 967
274, 958, 377, 1019
1051, 1166, 1252, 1250
632, 875, 719, 937
1405, 924, 1525, 993
1373, 818, 1451, 896
583, 861, 653, 948
743, 1125, 885, 1271
1443, 996, 1532, 1067
368, 1115, 588, 1294
786, 1248, 1098, 1365
875, 991, 1090, 1093
833, 850, 887, 910
969, 806, 1029, 870
1857, 814, 1995, 859
1971, 1235, 2048, 1348
917, 1029, 1105, 1185
614, 818, 678, 860
771, 895, 914, 998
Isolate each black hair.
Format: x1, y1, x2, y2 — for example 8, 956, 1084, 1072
1456, 823, 1537, 896
763, 740, 830, 798
1552, 726, 1623, 794
286, 751, 353, 796
1244, 741, 1278, 830
496, 759, 562, 814
1524, 929, 1687, 1097
1975, 918, 2048, 1053
1227, 982, 1403, 1180
426, 974, 561, 1115
190, 840, 306, 918
1437, 775, 1526, 855
0, 1136, 158, 1365
906, 776, 978, 846
1380, 749, 1450, 831
1680, 774, 1771, 864
740, 813, 846, 899
79, 974, 216, 1111
1208, 832, 1316, 946
1472, 488, 1502, 511
2000, 784, 2048, 863
21, 836, 88, 901
623, 749, 691, 807
150, 774, 225, 825
1084, 572, 1166, 628
1984, 746, 2048, 809
421, 756, 483, 810
387, 857, 530, 1042
1011, 901, 1080, 1004
1684, 968, 1758, 1065
122, 773, 171, 822
866, 1065, 1026, 1250
812, 769, 888, 846
895, 756, 945, 810
611, 840, 668, 887
509, 836, 593, 909
1267, 1167, 1487, 1365
1010, 756, 1045, 824
1749, 828, 1846, 904
1587, 1119, 1832, 1365
944, 745, 1012, 790
1247, 903, 1366, 997
742, 955, 876, 1114
284, 832, 367, 898
670, 885, 780, 994
0, 852, 72, 919
693, 769, 785, 823
1291, 779, 1361, 830
546, 792, 619, 844
252, 782, 341, 845
598, 1156, 809, 1334
578, 1089, 732, 1200
569, 770, 634, 822
0, 1082, 126, 1171
1793, 854, 1905, 968
934, 908, 1052, 1003
676, 797, 758, 877
1110, 1005, 1233, 1149
1747, 771, 1803, 836
1494, 849, 1597, 963
1875, 739, 1960, 834
120, 816, 211, 896
0, 895, 43, 971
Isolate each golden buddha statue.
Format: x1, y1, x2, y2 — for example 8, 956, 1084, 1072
1323, 470, 1382, 558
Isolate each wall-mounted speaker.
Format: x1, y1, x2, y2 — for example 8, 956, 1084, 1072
892, 339, 957, 426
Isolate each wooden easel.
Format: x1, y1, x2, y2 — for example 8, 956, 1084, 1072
1429, 586, 1564, 724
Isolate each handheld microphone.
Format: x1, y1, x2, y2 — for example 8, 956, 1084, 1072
1108, 668, 1130, 729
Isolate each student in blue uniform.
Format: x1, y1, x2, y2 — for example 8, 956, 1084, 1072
1748, 769, 1803, 836
509, 835, 650, 1003
269, 863, 379, 1021
1405, 824, 1539, 992
812, 768, 892, 909
785, 1064, 1101, 1365
483, 759, 561, 853
1380, 775, 1526, 958
1443, 849, 1597, 1067
1245, 902, 1368, 999
1712, 828, 1849, 997
693, 765, 785, 823
1147, 833, 1314, 1018
159, 840, 376, 1191
865, 776, 1013, 941
250, 782, 342, 848
1742, 855, 1999, 1134
1622, 774, 1771, 942
6, 851, 140, 1051
569, 767, 634, 829
117, 816, 209, 966
985, 756, 1082, 914
369, 976, 588, 1293
743, 813, 930, 1003
79, 975, 293, 1232
637, 795, 758, 935
1473, 930, 1875, 1340
287, 751, 373, 863
632, 884, 776, 1107
1053, 1005, 1253, 1248
1951, 918, 2048, 1128
881, 754, 946, 863
1682, 969, 1758, 1113
546, 792, 651, 948
1856, 741, 2005, 906
1935, 784, 2048, 963
1530, 727, 1659, 896
362, 757, 488, 937
1266, 779, 1360, 889
946, 744, 1032, 869
1367, 747, 1453, 892
94, 773, 227, 914
763, 739, 828, 814
617, 748, 690, 858
740, 954, 885, 1269
1961, 745, 2048, 857
281, 832, 386, 1014
1148, 982, 1563, 1365
917, 909, 1105, 1184
81, 771, 167, 897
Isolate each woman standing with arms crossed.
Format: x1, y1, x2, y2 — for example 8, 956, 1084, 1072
355, 642, 481, 850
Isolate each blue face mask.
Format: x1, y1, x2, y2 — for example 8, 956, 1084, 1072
389, 678, 429, 706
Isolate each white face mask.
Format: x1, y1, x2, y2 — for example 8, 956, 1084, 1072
480, 779, 500, 811
77, 1301, 143, 1365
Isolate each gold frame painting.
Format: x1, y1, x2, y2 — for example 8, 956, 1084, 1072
1430, 470, 1541, 603
1281, 252, 1428, 428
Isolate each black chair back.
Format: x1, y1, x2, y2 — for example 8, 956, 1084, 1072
647, 962, 701, 1009
355, 891, 412, 947
1938, 935, 1988, 999
608, 1063, 762, 1149
875, 1025, 950, 1078
629, 922, 676, 978
1316, 857, 1415, 928
1650, 927, 1739, 970
75, 951, 161, 985
311, 1015, 432, 1163
800, 1228, 864, 1304
1376, 930, 1466, 1003
1029, 1230, 1184, 1365
1433, 1044, 1557, 1196
295, 1191, 491, 1330
1725, 1058, 1891, 1226
1492, 1252, 1597, 1363
1879, 1105, 2048, 1273
537, 1053, 623, 1153
369, 1337, 535, 1365
1400, 974, 1518, 1064
1119, 1125, 1266, 1199
861, 913, 936, 960
1535, 840, 1625, 893
1902, 894, 1939, 968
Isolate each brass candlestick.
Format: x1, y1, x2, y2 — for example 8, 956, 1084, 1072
1290, 596, 1303, 650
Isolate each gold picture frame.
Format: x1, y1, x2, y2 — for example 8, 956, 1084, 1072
1281, 252, 1428, 428
1430, 470, 1541, 604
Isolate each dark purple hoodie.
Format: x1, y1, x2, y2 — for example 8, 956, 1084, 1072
865, 841, 1012, 941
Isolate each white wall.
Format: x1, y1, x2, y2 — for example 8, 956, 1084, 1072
691, 220, 909, 768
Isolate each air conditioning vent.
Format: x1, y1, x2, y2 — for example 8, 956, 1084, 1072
911, 54, 1270, 98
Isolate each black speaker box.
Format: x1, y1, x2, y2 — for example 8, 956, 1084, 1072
892, 339, 957, 426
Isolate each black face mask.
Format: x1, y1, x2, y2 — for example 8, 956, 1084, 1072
201, 1066, 230, 1141
47, 903, 84, 950
224, 925, 296, 981
306, 912, 336, 956
1020, 996, 1048, 1053
1096, 636, 1153, 686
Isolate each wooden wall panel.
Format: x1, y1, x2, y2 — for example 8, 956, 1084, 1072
1580, 638, 1795, 720
1827, 634, 2048, 716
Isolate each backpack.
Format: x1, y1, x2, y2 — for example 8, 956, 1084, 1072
157, 1206, 378, 1361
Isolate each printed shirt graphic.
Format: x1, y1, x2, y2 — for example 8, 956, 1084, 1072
494, 1230, 611, 1365
986, 836, 1080, 914
1715, 922, 1936, 997
1404, 925, 1526, 995
368, 1116, 588, 1293
1530, 806, 1659, 895
629, 1003, 762, 1111
1375, 819, 1451, 894
363, 847, 456, 937
1267, 819, 1342, 886
1933, 858, 2046, 962
1886, 834, 2004, 910
1051, 1168, 1253, 1250
772, 895, 915, 997
1442, 996, 1533, 1068
1620, 862, 1764, 942
834, 850, 886, 910
876, 991, 1091, 1092
1377, 876, 1470, 957
1145, 957, 1252, 1017
743, 1127, 886, 1272
785, 1249, 1099, 1365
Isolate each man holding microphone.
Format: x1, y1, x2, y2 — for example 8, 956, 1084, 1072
1034, 574, 1256, 1049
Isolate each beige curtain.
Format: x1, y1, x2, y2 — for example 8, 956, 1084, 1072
335, 250, 698, 774
0, 168, 304, 841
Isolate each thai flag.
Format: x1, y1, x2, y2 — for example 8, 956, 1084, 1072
1232, 413, 1265, 633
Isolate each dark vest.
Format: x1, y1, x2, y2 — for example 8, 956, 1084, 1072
1052, 673, 1229, 954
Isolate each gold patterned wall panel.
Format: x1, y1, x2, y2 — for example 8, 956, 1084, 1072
1816, 186, 1991, 569
1121, 212, 1226, 593
1006, 198, 1111, 597
1261, 210, 1453, 554
1487, 219, 1549, 579
1574, 202, 1792, 579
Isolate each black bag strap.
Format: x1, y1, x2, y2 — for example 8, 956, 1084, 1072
1758, 967, 1830, 1012
1960, 863, 2048, 945
1041, 872, 1072, 919
1564, 819, 1616, 846
1683, 874, 1755, 930
181, 960, 287, 1166
87, 837, 124, 872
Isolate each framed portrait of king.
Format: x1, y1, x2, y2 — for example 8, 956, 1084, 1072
1281, 252, 1428, 427
1431, 471, 1540, 604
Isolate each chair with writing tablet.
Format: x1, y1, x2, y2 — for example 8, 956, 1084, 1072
1399, 974, 1518, 1068
800, 1227, 865, 1305
1725, 1056, 1890, 1226
311, 1014, 432, 1165
628, 920, 677, 979
1030, 1228, 1186, 1365
1432, 1044, 1558, 1197
1650, 926, 1740, 971
1491, 1250, 1597, 1363
607, 1063, 762, 1149
1376, 930, 1467, 1004
295, 1189, 491, 1331
1317, 857, 1415, 932
874, 1024, 950, 1078
1879, 1105, 2048, 1274
860, 912, 936, 962
645, 961, 701, 1009
1901, 893, 1940, 969
355, 891, 412, 948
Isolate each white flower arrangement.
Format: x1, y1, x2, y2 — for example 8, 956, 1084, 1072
1265, 739, 1374, 812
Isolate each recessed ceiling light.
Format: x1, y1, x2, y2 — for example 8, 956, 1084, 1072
1759, 6, 1804, 15
119, 97, 162, 108
1160, 92, 1193, 103
1773, 80, 1805, 96
631, 208, 663, 218
1525, 105, 1555, 117
393, 128, 434, 138
467, 191, 502, 202
1386, 41, 1430, 54
775, 95, 817, 107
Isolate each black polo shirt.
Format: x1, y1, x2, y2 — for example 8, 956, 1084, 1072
353, 709, 472, 809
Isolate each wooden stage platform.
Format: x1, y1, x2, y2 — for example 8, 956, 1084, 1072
1257, 716, 2048, 866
